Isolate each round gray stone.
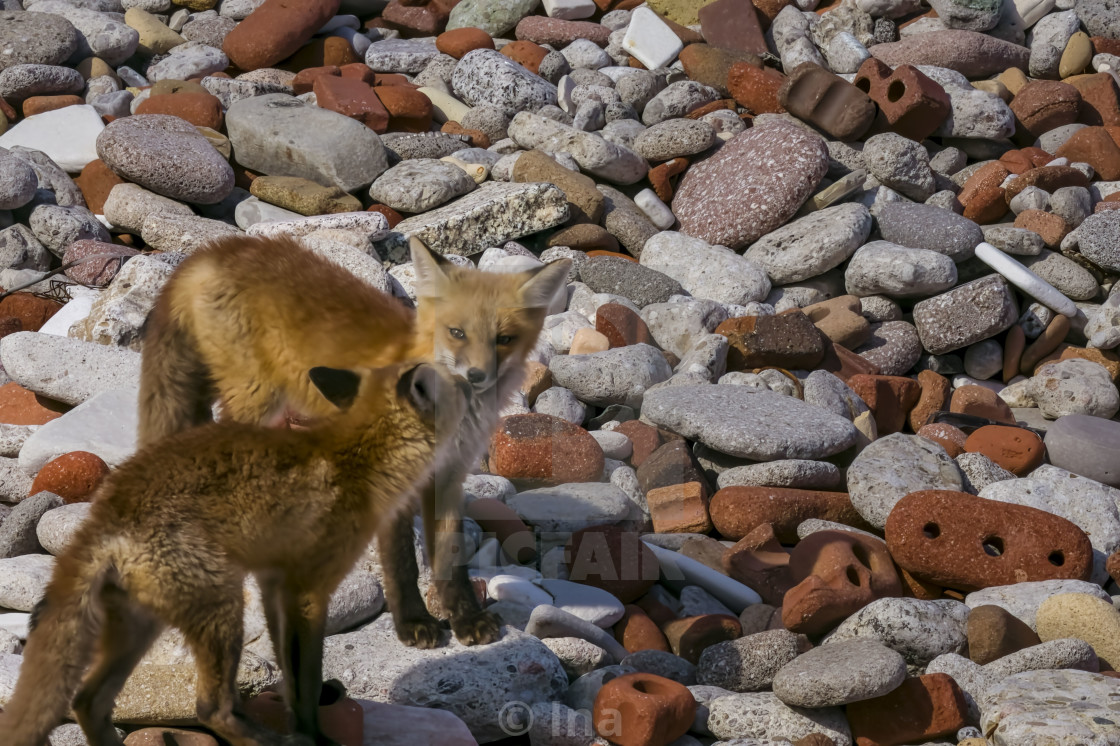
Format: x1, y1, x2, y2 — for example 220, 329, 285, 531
446, 0, 538, 36
225, 93, 388, 194
1028, 358, 1119, 419
846, 432, 964, 528
452, 48, 558, 117
579, 255, 684, 307
548, 343, 673, 409
0, 148, 37, 211
697, 630, 810, 692
716, 460, 843, 490
845, 240, 958, 299
853, 320, 923, 376
912, 275, 1019, 355
0, 63, 83, 99
864, 132, 937, 201
981, 225, 1046, 256
706, 692, 851, 744
1076, 210, 1120, 273
639, 232, 771, 306
621, 649, 697, 685
0, 10, 82, 72
824, 597, 970, 666
368, 159, 476, 213
1019, 250, 1099, 302
632, 119, 717, 161
771, 639, 907, 707
744, 203, 872, 285
29, 1, 139, 66
95, 114, 234, 204
876, 201, 984, 261
641, 385, 859, 461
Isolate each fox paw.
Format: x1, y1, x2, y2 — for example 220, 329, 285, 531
396, 615, 445, 649
451, 610, 501, 646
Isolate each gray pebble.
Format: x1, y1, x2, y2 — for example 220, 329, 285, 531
847, 433, 964, 528
772, 639, 907, 707
0, 10, 81, 72
0, 148, 37, 211
876, 201, 984, 261
802, 369, 870, 421
706, 692, 851, 744
1076, 210, 1120, 273
956, 451, 1017, 494
864, 132, 937, 201
717, 460, 843, 490
745, 203, 872, 286
641, 80, 719, 126
824, 597, 970, 666
1028, 358, 1119, 419
549, 344, 672, 409
28, 203, 109, 256
622, 649, 697, 685
633, 119, 716, 161
845, 241, 958, 299
579, 255, 683, 307
0, 63, 83, 99
853, 320, 923, 376
913, 275, 1019, 355
0, 490, 63, 558
981, 224, 1046, 256
452, 48, 558, 117
368, 159, 476, 213
698, 630, 810, 692
29, 1, 139, 66
640, 232, 771, 306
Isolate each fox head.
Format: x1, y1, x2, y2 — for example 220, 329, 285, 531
410, 238, 571, 395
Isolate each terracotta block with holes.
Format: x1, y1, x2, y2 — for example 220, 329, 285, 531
853, 58, 951, 143
885, 490, 1094, 592
593, 673, 695, 746
781, 529, 902, 635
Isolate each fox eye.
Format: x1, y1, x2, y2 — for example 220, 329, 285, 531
448, 327, 465, 340
497, 335, 515, 345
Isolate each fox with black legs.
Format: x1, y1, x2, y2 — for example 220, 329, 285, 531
137, 234, 570, 648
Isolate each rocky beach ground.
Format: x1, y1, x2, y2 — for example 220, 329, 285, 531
0, 0, 1119, 743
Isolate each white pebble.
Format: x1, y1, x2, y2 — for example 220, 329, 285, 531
622, 7, 683, 71
634, 188, 676, 230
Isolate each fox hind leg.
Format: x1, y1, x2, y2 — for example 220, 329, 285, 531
72, 582, 163, 746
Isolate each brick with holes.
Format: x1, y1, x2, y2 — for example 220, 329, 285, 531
884, 490, 1093, 592
853, 58, 951, 143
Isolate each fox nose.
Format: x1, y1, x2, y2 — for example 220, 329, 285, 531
466, 368, 486, 385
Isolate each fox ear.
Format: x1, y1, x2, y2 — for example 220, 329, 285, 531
410, 237, 451, 297
519, 259, 572, 308
309, 367, 361, 410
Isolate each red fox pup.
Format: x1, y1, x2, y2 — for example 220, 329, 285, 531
0, 363, 469, 746
138, 234, 570, 648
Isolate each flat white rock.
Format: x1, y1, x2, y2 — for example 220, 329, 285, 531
0, 105, 105, 173
623, 8, 683, 71
543, 0, 596, 19
540, 578, 626, 627
488, 574, 555, 608
19, 388, 138, 473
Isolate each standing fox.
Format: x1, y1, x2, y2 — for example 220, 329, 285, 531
138, 234, 570, 647
0, 362, 470, 746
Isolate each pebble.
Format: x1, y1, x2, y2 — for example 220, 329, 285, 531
980, 669, 1120, 744
875, 201, 984, 262
642, 386, 858, 461
697, 630, 810, 693
1036, 592, 1120, 669
705, 692, 851, 744
369, 159, 476, 213
771, 639, 907, 707
1028, 358, 1120, 418
640, 232, 770, 306
846, 433, 964, 529
673, 121, 828, 250
31, 2, 140, 66
226, 93, 388, 193
744, 203, 872, 285
452, 49, 557, 117
824, 598, 970, 666
844, 241, 959, 299
0, 104, 104, 173
913, 275, 1020, 355
95, 115, 233, 205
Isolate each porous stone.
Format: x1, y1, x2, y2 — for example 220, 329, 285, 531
771, 639, 907, 707
846, 433, 964, 529
744, 203, 872, 285
913, 275, 1020, 355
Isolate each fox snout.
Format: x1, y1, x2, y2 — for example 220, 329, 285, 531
401, 364, 470, 431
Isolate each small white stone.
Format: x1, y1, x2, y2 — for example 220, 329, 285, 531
488, 574, 554, 608
590, 430, 632, 460
19, 388, 138, 473
418, 86, 471, 124
974, 241, 1078, 317
622, 7, 683, 71
558, 75, 577, 113
0, 105, 105, 173
643, 542, 762, 612
634, 188, 676, 230
543, 0, 596, 19
539, 578, 625, 627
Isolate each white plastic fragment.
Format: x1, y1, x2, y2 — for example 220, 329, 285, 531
622, 7, 684, 71
973, 241, 1078, 317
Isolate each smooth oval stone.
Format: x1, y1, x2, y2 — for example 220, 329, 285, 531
744, 203, 872, 285
824, 597, 969, 666
452, 48, 558, 117
0, 11, 82, 72
672, 121, 829, 250
225, 93, 388, 193
845, 240, 958, 299
639, 231, 771, 306
641, 386, 858, 461
507, 482, 636, 533
772, 639, 907, 707
1028, 358, 1120, 420
1044, 414, 1120, 488
697, 629, 810, 693
549, 344, 673, 409
706, 692, 851, 744
1076, 210, 1120, 273
875, 201, 984, 262
95, 114, 233, 204
885, 489, 1095, 592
